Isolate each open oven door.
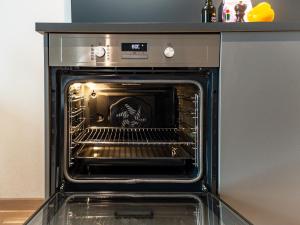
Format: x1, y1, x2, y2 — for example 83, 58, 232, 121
24, 192, 252, 225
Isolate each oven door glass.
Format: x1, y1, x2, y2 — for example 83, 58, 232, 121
24, 193, 252, 225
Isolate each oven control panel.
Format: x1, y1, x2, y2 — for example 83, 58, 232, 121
49, 34, 220, 67
164, 46, 175, 58
94, 46, 106, 58
121, 43, 148, 59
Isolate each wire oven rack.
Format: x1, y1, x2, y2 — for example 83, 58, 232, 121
73, 127, 194, 145
76, 145, 193, 160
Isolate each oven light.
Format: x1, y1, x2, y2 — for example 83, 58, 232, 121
87, 83, 110, 91
86, 82, 96, 90
72, 83, 81, 89
69, 83, 82, 91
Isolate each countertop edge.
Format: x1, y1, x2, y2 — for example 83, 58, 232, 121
35, 22, 300, 34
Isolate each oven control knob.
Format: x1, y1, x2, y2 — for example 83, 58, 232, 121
94, 46, 106, 58
164, 47, 175, 58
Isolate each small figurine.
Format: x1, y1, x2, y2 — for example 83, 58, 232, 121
225, 9, 231, 22
234, 0, 247, 22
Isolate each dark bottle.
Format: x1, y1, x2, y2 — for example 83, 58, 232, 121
218, 1, 224, 22
202, 0, 217, 23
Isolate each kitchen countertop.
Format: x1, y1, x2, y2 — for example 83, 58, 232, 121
36, 22, 300, 34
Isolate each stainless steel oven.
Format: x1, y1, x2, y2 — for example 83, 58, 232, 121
26, 31, 253, 225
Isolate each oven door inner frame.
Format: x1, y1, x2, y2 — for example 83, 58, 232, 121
62, 78, 204, 184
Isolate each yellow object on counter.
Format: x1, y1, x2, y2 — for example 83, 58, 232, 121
247, 2, 275, 22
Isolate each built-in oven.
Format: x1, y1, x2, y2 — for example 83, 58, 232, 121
25, 32, 253, 225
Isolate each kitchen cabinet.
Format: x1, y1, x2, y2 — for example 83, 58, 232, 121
220, 32, 300, 225
0, 199, 43, 225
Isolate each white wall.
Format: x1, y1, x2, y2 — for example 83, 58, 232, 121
0, 0, 65, 198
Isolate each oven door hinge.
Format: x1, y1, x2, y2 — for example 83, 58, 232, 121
59, 180, 65, 192
201, 184, 208, 192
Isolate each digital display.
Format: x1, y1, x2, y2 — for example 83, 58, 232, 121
122, 43, 147, 52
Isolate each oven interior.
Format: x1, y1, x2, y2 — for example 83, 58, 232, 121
66, 81, 201, 181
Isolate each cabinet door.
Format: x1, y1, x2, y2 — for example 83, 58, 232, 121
220, 32, 300, 225
24, 192, 252, 225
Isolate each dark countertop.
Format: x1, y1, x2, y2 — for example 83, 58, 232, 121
36, 22, 300, 34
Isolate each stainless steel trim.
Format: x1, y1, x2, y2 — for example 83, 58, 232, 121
63, 79, 203, 184
49, 34, 220, 67
44, 34, 50, 198
218, 33, 224, 194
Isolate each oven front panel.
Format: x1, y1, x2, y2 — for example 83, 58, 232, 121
49, 34, 220, 68
48, 69, 219, 194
